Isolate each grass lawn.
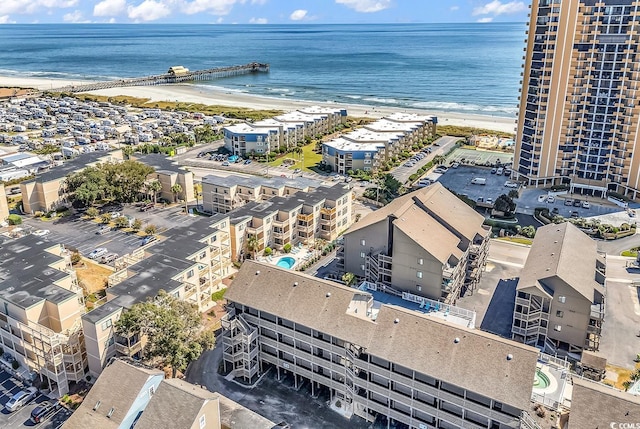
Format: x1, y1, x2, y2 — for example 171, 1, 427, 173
269, 143, 324, 173
622, 249, 639, 257
497, 236, 533, 246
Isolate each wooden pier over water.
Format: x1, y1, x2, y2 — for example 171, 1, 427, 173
49, 62, 269, 94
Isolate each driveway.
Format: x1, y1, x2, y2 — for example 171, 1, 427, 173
390, 136, 459, 183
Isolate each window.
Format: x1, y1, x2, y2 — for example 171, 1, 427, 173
416, 285, 422, 292
558, 296, 566, 303
360, 239, 366, 246
199, 415, 206, 429
416, 271, 423, 279
556, 310, 564, 318
360, 265, 365, 271
360, 252, 366, 258
101, 319, 112, 331
104, 336, 115, 348
187, 269, 194, 278
364, 159, 371, 164
199, 251, 206, 260
554, 325, 562, 332
417, 258, 424, 265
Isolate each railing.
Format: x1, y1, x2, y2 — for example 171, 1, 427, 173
115, 340, 143, 356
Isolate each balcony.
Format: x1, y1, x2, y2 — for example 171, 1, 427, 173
115, 339, 143, 356
297, 212, 314, 222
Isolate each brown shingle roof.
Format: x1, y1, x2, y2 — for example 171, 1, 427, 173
62, 360, 163, 429
517, 223, 605, 301
135, 378, 218, 429
226, 261, 539, 410
569, 378, 640, 429
580, 351, 607, 371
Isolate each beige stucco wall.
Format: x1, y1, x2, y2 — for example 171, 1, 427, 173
83, 308, 122, 378
0, 184, 8, 221
189, 399, 221, 429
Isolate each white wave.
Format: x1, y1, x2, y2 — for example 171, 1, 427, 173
344, 94, 362, 100
363, 97, 398, 104
411, 101, 517, 115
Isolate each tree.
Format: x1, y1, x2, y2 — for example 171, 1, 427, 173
508, 189, 519, 199
433, 155, 446, 165
264, 247, 272, 256
115, 291, 214, 378
245, 235, 259, 260
114, 216, 130, 229
147, 180, 162, 204
7, 214, 21, 225
171, 184, 183, 203
131, 219, 142, 232
283, 243, 292, 253
194, 124, 218, 144
494, 194, 516, 215
519, 225, 536, 238
342, 272, 356, 287
100, 213, 112, 224
193, 183, 202, 206
144, 224, 157, 235
86, 207, 99, 218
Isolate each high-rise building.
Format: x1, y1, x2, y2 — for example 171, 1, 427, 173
515, 0, 640, 199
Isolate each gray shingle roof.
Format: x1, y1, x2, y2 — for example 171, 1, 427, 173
62, 359, 163, 429
226, 261, 539, 410
569, 378, 640, 429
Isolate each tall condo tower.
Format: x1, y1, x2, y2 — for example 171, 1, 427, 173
515, 0, 640, 199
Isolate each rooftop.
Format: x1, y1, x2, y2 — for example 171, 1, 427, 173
226, 261, 539, 411
135, 153, 187, 174
569, 377, 640, 429
323, 137, 386, 153
0, 234, 77, 309
202, 173, 322, 191
26, 150, 121, 184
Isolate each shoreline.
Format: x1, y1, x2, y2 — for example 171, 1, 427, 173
0, 75, 517, 133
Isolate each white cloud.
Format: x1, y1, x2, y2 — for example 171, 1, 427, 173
63, 9, 89, 22
0, 15, 16, 23
472, 1, 525, 16
289, 9, 307, 21
127, 0, 171, 21
335, 0, 392, 13
249, 17, 267, 24
0, 0, 77, 15
477, 17, 494, 23
450, 5, 459, 11
182, 0, 239, 15
93, 0, 127, 17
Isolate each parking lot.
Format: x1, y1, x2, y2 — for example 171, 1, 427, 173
437, 165, 516, 203
21, 205, 197, 259
0, 371, 70, 429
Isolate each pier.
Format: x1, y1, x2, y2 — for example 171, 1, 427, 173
49, 62, 269, 94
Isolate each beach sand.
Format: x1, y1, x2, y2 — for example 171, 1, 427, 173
0, 75, 517, 133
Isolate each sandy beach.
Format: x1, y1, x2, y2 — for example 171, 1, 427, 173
0, 75, 517, 133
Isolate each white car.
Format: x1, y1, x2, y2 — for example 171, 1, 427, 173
110, 212, 121, 219
547, 195, 555, 203
582, 201, 590, 209
32, 229, 50, 237
5, 387, 38, 412
434, 167, 447, 174
504, 181, 519, 188
88, 248, 108, 259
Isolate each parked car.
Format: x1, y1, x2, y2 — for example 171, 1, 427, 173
504, 181, 519, 188
6, 387, 38, 412
140, 203, 154, 212
551, 207, 559, 215
434, 167, 447, 174
451, 162, 460, 168
88, 248, 108, 259
573, 200, 581, 207
564, 199, 573, 206
496, 167, 504, 175
471, 177, 486, 185
629, 210, 636, 218
490, 168, 497, 174
97, 225, 111, 235
141, 235, 156, 246
30, 401, 59, 423
570, 211, 579, 218
110, 212, 121, 219
582, 201, 590, 209
293, 168, 301, 174
221, 161, 230, 166
100, 253, 119, 264
547, 195, 555, 203
244, 159, 252, 165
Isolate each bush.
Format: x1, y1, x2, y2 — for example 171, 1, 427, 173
144, 224, 157, 235
86, 207, 99, 218
34, 211, 44, 218
283, 243, 292, 253
264, 247, 272, 256
7, 214, 21, 225
70, 251, 81, 265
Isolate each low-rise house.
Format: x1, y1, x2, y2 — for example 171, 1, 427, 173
342, 183, 489, 303
511, 223, 606, 354
222, 261, 539, 429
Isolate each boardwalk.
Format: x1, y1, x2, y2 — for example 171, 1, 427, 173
49, 62, 269, 94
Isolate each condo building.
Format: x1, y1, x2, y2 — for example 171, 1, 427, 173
82, 215, 232, 378
515, 0, 640, 199
341, 184, 490, 304
0, 234, 87, 396
222, 261, 539, 429
323, 113, 437, 174
512, 223, 606, 354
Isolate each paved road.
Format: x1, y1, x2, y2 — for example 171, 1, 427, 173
390, 135, 459, 184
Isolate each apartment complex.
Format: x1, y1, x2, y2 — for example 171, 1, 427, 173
222, 261, 539, 429
228, 183, 353, 258
82, 215, 232, 378
135, 154, 195, 202
64, 358, 278, 429
201, 174, 321, 214
342, 183, 490, 304
567, 377, 640, 428
0, 234, 87, 396
512, 223, 606, 354
21, 150, 124, 213
323, 113, 437, 174
223, 106, 347, 156
515, 0, 640, 199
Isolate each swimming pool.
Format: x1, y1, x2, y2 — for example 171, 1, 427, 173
276, 256, 296, 269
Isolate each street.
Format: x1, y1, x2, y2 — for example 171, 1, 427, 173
390, 135, 460, 183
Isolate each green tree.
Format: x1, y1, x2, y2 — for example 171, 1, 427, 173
115, 291, 214, 378
144, 224, 157, 235
433, 155, 446, 165
283, 243, 292, 253
494, 194, 516, 215
508, 189, 519, 199
7, 214, 21, 225
520, 225, 536, 238
194, 124, 218, 144
245, 235, 259, 260
100, 213, 112, 224
193, 183, 202, 206
342, 272, 356, 287
121, 145, 134, 159
114, 216, 130, 229
131, 218, 142, 232
86, 207, 99, 218
147, 180, 162, 204
263, 247, 272, 256
103, 160, 154, 203
171, 184, 183, 203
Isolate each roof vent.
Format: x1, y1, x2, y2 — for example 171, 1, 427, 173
293, 282, 298, 287
93, 401, 101, 411
326, 292, 331, 297
394, 318, 400, 324
454, 337, 460, 344
255, 270, 260, 275
507, 354, 514, 361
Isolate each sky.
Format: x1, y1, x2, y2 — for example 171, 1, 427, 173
0, 0, 530, 24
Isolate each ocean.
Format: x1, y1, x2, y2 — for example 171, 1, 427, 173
0, 23, 526, 117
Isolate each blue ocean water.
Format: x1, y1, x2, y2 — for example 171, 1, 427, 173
0, 23, 526, 117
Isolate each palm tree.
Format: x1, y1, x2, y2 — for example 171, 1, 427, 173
171, 184, 183, 203
245, 234, 259, 260
148, 180, 162, 204
433, 155, 446, 165
193, 183, 202, 207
